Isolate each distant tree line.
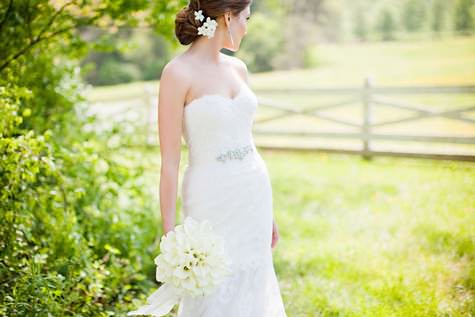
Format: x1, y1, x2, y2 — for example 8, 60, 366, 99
80, 0, 475, 85
81, 28, 172, 86
353, 0, 475, 42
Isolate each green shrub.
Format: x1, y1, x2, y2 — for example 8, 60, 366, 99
0, 81, 158, 316
0, 1, 185, 315
96, 60, 142, 85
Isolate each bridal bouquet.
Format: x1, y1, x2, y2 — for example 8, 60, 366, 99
127, 216, 232, 316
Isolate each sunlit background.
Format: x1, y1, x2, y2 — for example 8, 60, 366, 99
1, 0, 474, 316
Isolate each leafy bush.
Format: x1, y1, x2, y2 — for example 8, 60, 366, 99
0, 78, 159, 315
96, 59, 142, 85
83, 30, 171, 86
0, 1, 189, 315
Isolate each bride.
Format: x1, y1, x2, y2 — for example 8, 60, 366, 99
155, 0, 287, 315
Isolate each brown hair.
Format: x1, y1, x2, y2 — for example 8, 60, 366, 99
175, 0, 251, 45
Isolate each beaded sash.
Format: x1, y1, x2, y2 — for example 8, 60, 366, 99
216, 144, 254, 163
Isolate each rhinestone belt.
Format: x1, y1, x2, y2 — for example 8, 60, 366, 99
216, 144, 254, 163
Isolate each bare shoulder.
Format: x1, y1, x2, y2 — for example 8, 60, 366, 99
161, 55, 192, 85
159, 55, 193, 105
222, 54, 249, 84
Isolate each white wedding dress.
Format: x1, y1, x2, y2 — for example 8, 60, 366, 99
176, 82, 287, 317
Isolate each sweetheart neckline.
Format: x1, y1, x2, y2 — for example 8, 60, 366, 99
183, 84, 249, 111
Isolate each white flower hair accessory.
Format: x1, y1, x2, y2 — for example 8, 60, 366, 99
194, 10, 218, 39
194, 9, 204, 22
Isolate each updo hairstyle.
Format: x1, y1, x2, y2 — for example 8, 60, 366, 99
175, 0, 251, 45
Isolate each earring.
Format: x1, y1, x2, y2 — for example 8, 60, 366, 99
227, 18, 235, 49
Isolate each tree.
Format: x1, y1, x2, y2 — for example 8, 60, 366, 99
236, 13, 283, 72
353, 8, 369, 41
274, 0, 333, 69
454, 0, 474, 34
376, 9, 397, 41
431, 0, 446, 34
402, 0, 427, 32
81, 28, 171, 85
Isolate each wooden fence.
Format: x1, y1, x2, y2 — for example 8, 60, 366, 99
144, 78, 475, 162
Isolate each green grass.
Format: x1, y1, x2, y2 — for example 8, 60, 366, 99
252, 36, 475, 88
263, 150, 475, 316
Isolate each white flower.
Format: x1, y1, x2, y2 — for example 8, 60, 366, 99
33, 253, 48, 264
194, 10, 204, 22
197, 17, 218, 39
154, 217, 232, 297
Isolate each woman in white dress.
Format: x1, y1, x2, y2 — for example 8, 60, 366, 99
157, 0, 287, 316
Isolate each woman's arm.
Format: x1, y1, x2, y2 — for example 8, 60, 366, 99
157, 61, 189, 234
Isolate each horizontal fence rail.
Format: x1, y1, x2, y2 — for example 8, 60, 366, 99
249, 78, 475, 162
129, 79, 475, 162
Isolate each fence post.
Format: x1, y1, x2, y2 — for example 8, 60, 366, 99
362, 77, 373, 160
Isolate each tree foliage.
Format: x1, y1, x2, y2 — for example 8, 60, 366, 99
402, 0, 427, 32
431, 0, 447, 34
376, 9, 397, 41
353, 8, 369, 41
454, 0, 475, 34
236, 12, 283, 72
0, 0, 180, 315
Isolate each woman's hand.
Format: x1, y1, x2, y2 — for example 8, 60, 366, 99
271, 218, 280, 249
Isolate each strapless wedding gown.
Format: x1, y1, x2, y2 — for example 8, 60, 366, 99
177, 82, 287, 317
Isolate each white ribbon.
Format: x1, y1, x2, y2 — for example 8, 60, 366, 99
127, 283, 181, 317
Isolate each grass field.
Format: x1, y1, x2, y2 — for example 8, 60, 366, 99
263, 151, 474, 316
252, 36, 475, 88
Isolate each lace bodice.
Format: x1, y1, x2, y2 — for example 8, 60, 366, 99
182, 83, 259, 167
